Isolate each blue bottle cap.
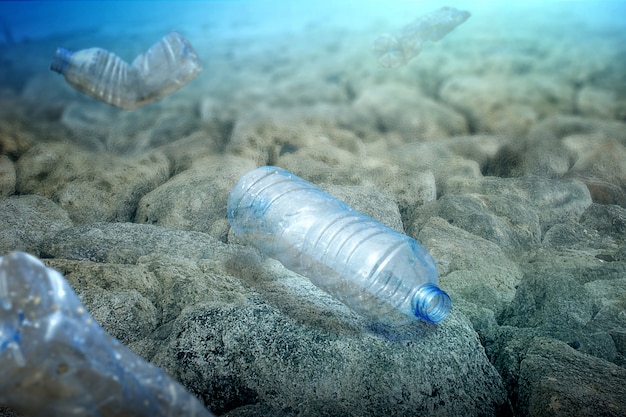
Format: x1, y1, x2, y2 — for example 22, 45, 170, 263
50, 47, 74, 74
413, 283, 451, 323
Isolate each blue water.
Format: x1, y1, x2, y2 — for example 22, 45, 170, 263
2, 1, 625, 45
0, 0, 623, 98
1, 2, 623, 62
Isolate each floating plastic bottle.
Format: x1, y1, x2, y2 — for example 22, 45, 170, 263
50, 31, 202, 110
227, 166, 451, 325
0, 251, 214, 417
373, 6, 471, 68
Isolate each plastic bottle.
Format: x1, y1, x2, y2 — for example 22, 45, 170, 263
227, 166, 451, 325
372, 6, 471, 68
0, 251, 214, 417
50, 31, 202, 110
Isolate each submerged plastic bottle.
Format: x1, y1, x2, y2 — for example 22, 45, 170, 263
227, 166, 451, 325
50, 31, 201, 110
0, 251, 214, 417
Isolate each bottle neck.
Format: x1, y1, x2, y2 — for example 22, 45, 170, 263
50, 47, 74, 74
412, 283, 451, 323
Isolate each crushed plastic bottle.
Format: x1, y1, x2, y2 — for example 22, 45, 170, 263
50, 31, 202, 110
373, 6, 471, 68
0, 251, 214, 417
227, 166, 451, 325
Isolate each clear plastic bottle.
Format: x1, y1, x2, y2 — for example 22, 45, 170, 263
227, 166, 451, 325
50, 31, 202, 110
372, 6, 471, 68
0, 251, 214, 417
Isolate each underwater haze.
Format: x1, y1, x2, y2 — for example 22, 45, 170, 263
1, 1, 626, 417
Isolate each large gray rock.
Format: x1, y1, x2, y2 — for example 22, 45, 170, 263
416, 216, 523, 315
575, 86, 624, 119
390, 136, 510, 196
543, 204, 625, 255
16, 143, 170, 224
580, 203, 626, 241
44, 259, 162, 347
499, 247, 624, 363
519, 338, 626, 417
277, 146, 437, 221
225, 106, 364, 167
341, 83, 469, 143
155, 297, 507, 417
59, 100, 202, 154
135, 155, 256, 240
565, 139, 626, 207
411, 192, 542, 255
439, 75, 574, 137
0, 194, 72, 255
0, 155, 15, 196
40, 222, 231, 264
513, 115, 626, 178
0, 113, 34, 160
488, 230, 626, 413
442, 176, 592, 235
39, 222, 508, 416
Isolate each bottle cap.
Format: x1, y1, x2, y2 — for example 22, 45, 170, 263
413, 283, 451, 323
50, 47, 74, 74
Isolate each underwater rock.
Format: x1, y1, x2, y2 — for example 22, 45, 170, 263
0, 118, 33, 160
565, 140, 626, 207
499, 245, 626, 365
0, 195, 72, 255
439, 75, 575, 137
154, 130, 224, 174
415, 216, 523, 312
60, 100, 201, 153
443, 176, 592, 234
152, 287, 507, 416
576, 86, 622, 119
41, 222, 223, 264
544, 206, 626, 254
519, 115, 626, 178
0, 154, 15, 195
541, 221, 599, 250
518, 338, 626, 417
500, 260, 594, 330
411, 193, 542, 255
44, 259, 163, 347
487, 328, 626, 417
40, 222, 232, 264
390, 136, 506, 196
343, 83, 468, 143
580, 203, 626, 239
80, 288, 158, 345
226, 105, 363, 167
15, 142, 170, 224
36, 221, 508, 416
136, 155, 255, 240
276, 143, 437, 220
275, 142, 369, 185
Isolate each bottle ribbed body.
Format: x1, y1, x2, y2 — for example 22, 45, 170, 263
50, 31, 201, 110
228, 166, 451, 324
